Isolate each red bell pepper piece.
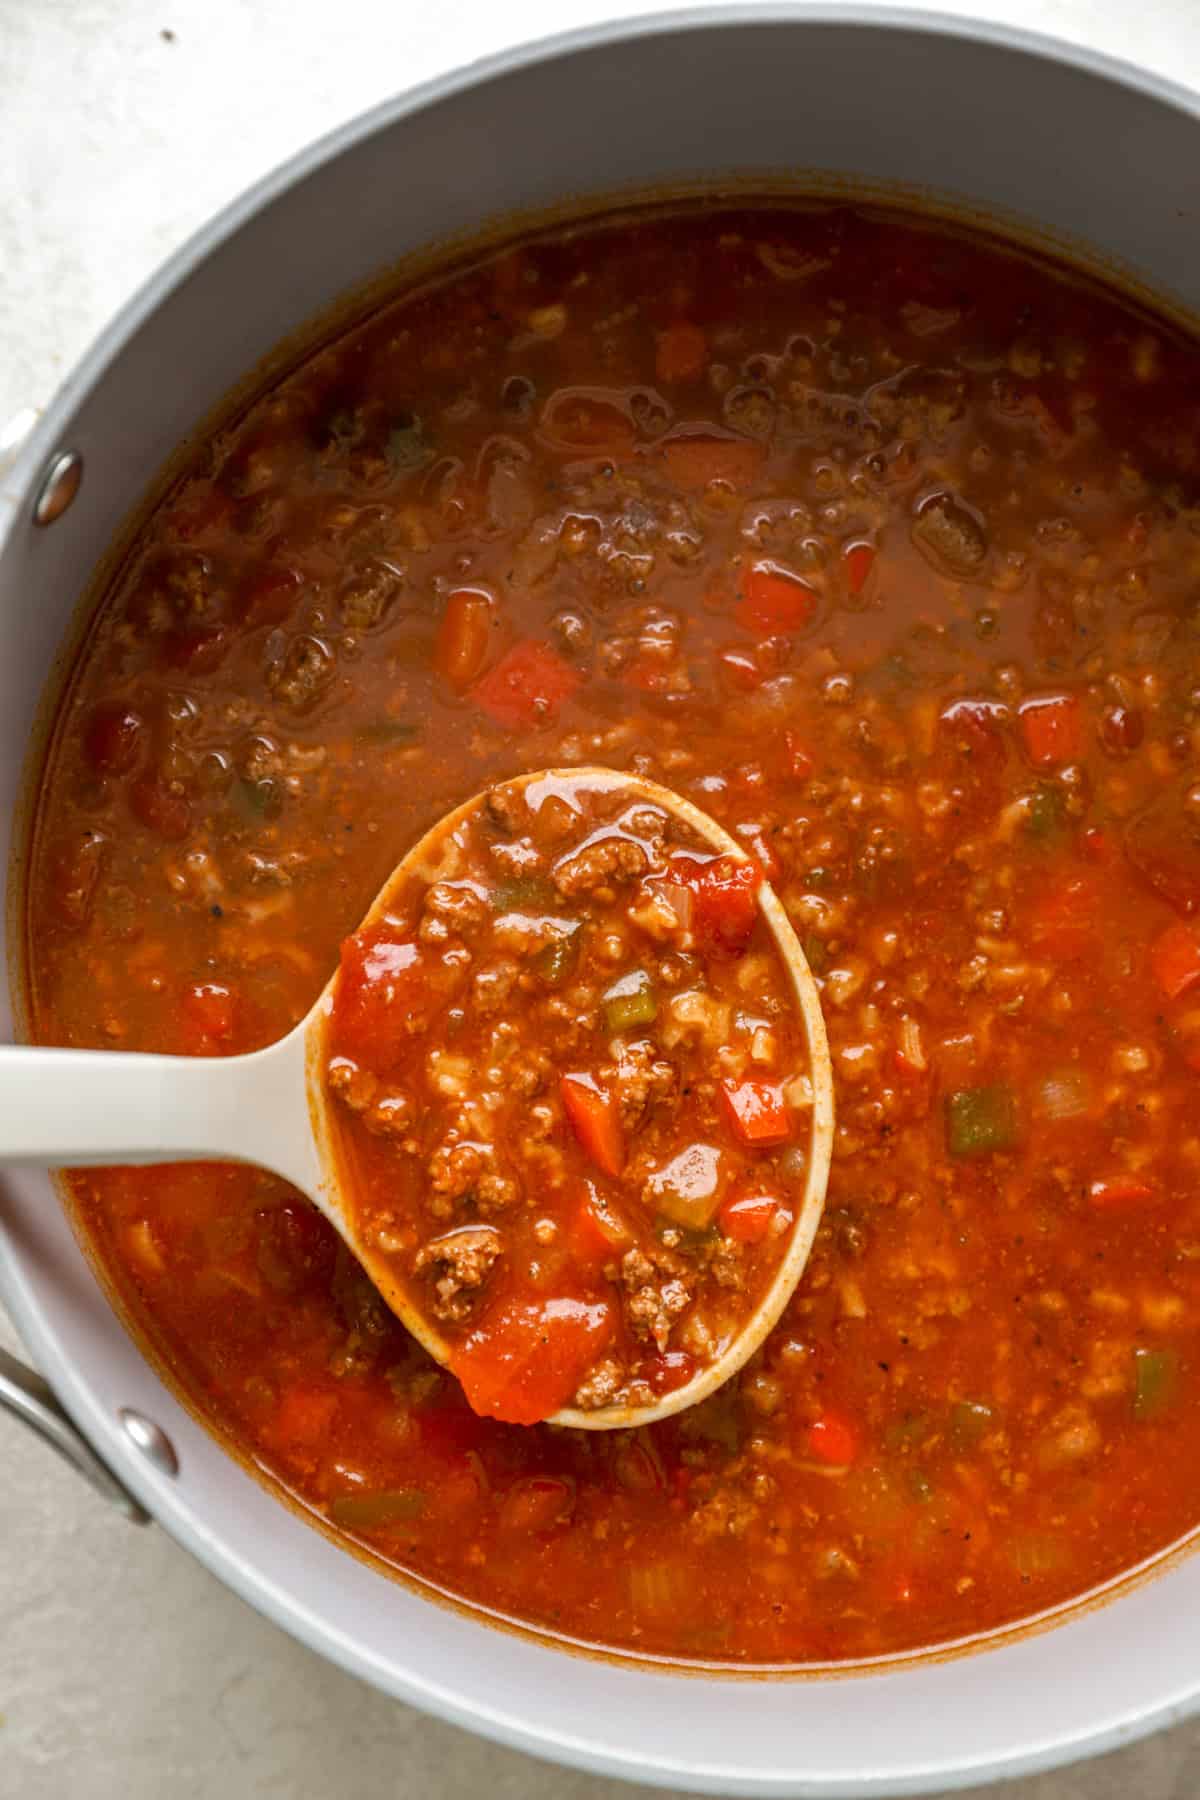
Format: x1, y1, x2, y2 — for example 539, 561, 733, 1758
737, 562, 815, 633
1029, 876, 1098, 962
1019, 693, 1082, 767
1151, 920, 1200, 1001
453, 1295, 616, 1425
720, 1079, 792, 1148
473, 638, 580, 729
571, 1180, 634, 1263
561, 1075, 625, 1177
806, 1410, 860, 1466
1089, 1176, 1157, 1208
719, 1188, 783, 1243
683, 853, 760, 953
332, 930, 427, 1069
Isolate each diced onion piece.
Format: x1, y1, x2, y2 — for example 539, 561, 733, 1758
1035, 1070, 1091, 1121
125, 1219, 164, 1275
837, 1274, 867, 1318
784, 1073, 814, 1111
428, 1050, 473, 1098
629, 1559, 692, 1618
661, 988, 732, 1050
896, 1015, 927, 1072
628, 878, 694, 943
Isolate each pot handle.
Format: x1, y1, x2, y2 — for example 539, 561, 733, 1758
0, 1344, 148, 1523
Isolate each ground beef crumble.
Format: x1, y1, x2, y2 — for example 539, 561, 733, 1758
621, 1245, 693, 1350
607, 1037, 679, 1130
553, 834, 648, 899
413, 1225, 502, 1322
574, 1355, 627, 1410
325, 1056, 413, 1138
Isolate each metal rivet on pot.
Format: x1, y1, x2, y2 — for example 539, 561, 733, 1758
118, 1408, 179, 1478
33, 448, 82, 527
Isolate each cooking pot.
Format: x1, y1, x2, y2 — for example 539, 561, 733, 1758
4, 8, 1200, 1791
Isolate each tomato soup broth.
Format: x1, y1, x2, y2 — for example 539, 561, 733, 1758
28, 202, 1200, 1662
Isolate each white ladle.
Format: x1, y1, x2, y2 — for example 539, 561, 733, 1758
1, 767, 834, 1428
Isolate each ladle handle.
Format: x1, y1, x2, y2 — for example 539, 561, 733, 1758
0, 1037, 318, 1192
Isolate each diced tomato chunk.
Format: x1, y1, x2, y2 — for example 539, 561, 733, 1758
843, 541, 876, 594
561, 1075, 625, 1177
642, 1349, 697, 1396
806, 1411, 860, 1466
183, 981, 236, 1045
655, 321, 707, 386
719, 1188, 784, 1243
472, 638, 580, 729
332, 929, 428, 1070
1089, 1176, 1157, 1208
436, 588, 494, 690
1082, 827, 1111, 863
720, 1080, 792, 1148
572, 1180, 634, 1263
1029, 876, 1098, 962
737, 562, 815, 634
732, 825, 780, 883
681, 853, 760, 953
453, 1295, 616, 1424
1151, 920, 1200, 1001
1019, 693, 1082, 767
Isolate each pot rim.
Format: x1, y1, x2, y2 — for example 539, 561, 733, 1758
5, 6, 1200, 1793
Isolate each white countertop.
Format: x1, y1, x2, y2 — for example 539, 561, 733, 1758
4, 2, 1200, 1795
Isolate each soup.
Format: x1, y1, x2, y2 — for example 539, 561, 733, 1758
26, 200, 1200, 1663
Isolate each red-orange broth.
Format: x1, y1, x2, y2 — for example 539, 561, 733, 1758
27, 201, 1200, 1663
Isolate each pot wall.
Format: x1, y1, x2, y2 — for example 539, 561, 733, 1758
3, 10, 1200, 1793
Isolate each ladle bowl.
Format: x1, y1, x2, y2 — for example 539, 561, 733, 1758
2, 766, 833, 1428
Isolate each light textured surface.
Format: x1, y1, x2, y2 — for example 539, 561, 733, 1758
4, 1, 1200, 1795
